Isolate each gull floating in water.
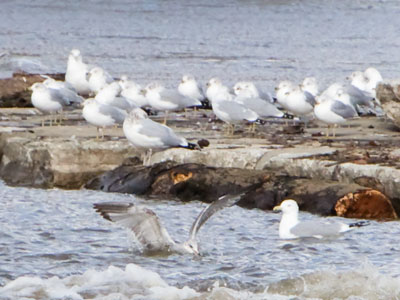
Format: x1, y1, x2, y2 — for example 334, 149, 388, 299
273, 199, 368, 239
30, 82, 73, 126
65, 49, 91, 96
82, 98, 127, 139
123, 108, 197, 164
93, 190, 248, 255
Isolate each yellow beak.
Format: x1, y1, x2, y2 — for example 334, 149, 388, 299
273, 205, 281, 211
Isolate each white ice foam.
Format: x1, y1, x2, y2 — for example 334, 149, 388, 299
0, 264, 199, 300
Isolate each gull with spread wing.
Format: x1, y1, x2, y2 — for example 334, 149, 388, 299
93, 189, 252, 255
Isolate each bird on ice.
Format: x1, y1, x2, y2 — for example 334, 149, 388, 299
93, 189, 251, 255
273, 199, 368, 240
123, 108, 197, 165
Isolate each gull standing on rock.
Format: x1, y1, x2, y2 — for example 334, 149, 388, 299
88, 67, 113, 95
314, 94, 358, 137
273, 199, 369, 240
233, 82, 284, 119
119, 76, 149, 108
275, 81, 315, 123
145, 82, 202, 124
93, 189, 251, 255
42, 77, 84, 105
206, 78, 233, 102
30, 82, 72, 126
123, 108, 197, 165
95, 82, 135, 112
178, 75, 207, 107
82, 98, 127, 139
300, 77, 319, 99
65, 49, 91, 96
233, 81, 274, 103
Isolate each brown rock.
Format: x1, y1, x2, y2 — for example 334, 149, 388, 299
335, 189, 398, 220
376, 83, 400, 129
0, 72, 64, 107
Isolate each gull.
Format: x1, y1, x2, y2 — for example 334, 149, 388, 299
273, 199, 369, 240
93, 189, 250, 255
145, 82, 202, 124
300, 77, 319, 99
65, 49, 91, 96
123, 108, 197, 165
82, 98, 127, 139
30, 82, 71, 126
88, 67, 114, 95
178, 75, 208, 107
42, 77, 83, 105
206, 78, 234, 103
119, 76, 149, 108
210, 92, 263, 135
275, 81, 315, 123
314, 94, 358, 137
233, 82, 284, 119
95, 82, 134, 112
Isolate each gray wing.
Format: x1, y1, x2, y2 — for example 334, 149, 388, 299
48, 88, 71, 106
240, 97, 284, 118
137, 119, 186, 146
94, 202, 175, 252
161, 89, 201, 107
217, 100, 258, 121
304, 91, 316, 106
346, 84, 373, 106
291, 220, 345, 238
98, 105, 127, 124
330, 100, 358, 119
188, 183, 262, 242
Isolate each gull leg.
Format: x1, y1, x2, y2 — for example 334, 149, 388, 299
326, 125, 330, 138
333, 124, 338, 137
96, 127, 100, 140
163, 111, 169, 125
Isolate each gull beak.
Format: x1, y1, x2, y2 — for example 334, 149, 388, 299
274, 87, 278, 91
273, 205, 282, 212
141, 89, 147, 96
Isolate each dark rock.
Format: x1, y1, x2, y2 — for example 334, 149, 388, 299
0, 72, 65, 107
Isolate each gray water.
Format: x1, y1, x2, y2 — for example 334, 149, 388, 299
1, 180, 400, 298
1, 0, 400, 90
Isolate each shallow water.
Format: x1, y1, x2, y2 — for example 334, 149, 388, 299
0, 181, 400, 299
1, 0, 400, 90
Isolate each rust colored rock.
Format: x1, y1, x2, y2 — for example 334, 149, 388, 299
0, 72, 64, 107
376, 83, 400, 129
335, 189, 398, 220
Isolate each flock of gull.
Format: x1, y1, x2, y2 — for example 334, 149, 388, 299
31, 49, 384, 149
29, 49, 376, 254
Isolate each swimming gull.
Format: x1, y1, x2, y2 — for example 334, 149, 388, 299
145, 82, 202, 124
93, 189, 249, 255
82, 98, 127, 139
273, 199, 368, 239
65, 49, 91, 96
30, 82, 72, 126
123, 108, 197, 165
88, 66, 113, 94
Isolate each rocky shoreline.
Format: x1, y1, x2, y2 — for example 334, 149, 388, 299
0, 74, 400, 220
